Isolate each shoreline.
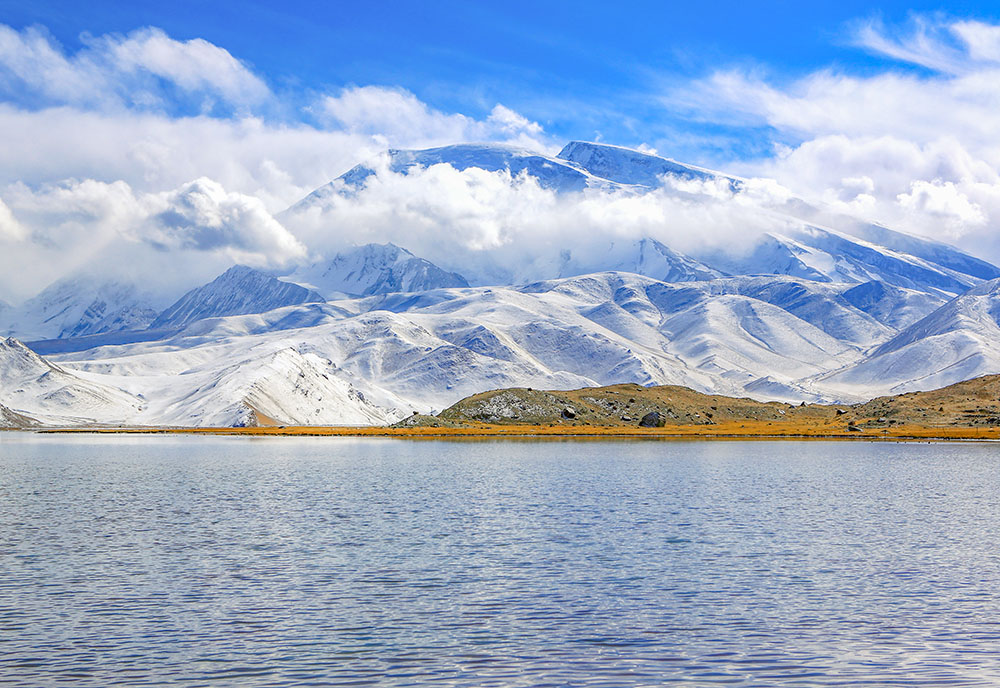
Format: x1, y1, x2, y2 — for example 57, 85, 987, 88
13, 422, 1000, 441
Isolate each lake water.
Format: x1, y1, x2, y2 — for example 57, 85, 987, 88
2, 436, 1000, 686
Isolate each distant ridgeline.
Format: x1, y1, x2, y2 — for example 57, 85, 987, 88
4, 142, 1000, 427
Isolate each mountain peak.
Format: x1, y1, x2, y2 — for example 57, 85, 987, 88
1, 276, 160, 341
150, 266, 325, 330
355, 242, 413, 261
291, 243, 468, 298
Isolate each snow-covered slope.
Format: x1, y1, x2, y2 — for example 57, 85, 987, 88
151, 265, 324, 330
554, 143, 997, 288
292, 144, 620, 211
0, 337, 141, 424
701, 276, 895, 347
821, 279, 1000, 395
136, 345, 405, 427
593, 238, 721, 283
557, 141, 740, 190
697, 227, 980, 295
839, 280, 946, 330
1, 276, 160, 340
847, 222, 1000, 282
38, 270, 936, 427
287, 243, 469, 298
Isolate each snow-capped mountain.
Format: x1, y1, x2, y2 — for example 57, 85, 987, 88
151, 265, 324, 330
1, 276, 161, 341
6, 267, 1000, 427
297, 140, 740, 205
6, 140, 1000, 427
287, 141, 994, 294
287, 243, 469, 298
292, 144, 620, 211
17, 272, 926, 425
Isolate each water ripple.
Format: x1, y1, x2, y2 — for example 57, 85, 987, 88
2, 436, 1000, 686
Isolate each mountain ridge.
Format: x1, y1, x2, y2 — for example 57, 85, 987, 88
4, 141, 1000, 426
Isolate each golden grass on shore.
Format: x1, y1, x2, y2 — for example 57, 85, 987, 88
28, 420, 1000, 441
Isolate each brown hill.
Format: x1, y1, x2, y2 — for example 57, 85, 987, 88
413, 375, 1000, 434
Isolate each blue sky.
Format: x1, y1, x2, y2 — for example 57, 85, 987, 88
3, 0, 998, 161
2, 2, 1000, 297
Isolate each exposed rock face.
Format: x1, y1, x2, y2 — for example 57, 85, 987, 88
639, 411, 665, 427
0, 402, 38, 428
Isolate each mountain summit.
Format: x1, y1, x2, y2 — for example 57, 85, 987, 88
151, 266, 324, 330
289, 243, 470, 298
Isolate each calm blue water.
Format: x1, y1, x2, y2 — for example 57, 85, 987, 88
2, 436, 1000, 686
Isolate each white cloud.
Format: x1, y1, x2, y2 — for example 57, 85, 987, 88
0, 176, 305, 299
100, 28, 270, 106
952, 20, 1000, 63
0, 23, 554, 300
676, 15, 1000, 261
0, 105, 383, 210
318, 86, 550, 151
283, 163, 792, 285
0, 25, 269, 112
854, 16, 1000, 74
140, 177, 306, 262
897, 179, 987, 230
0, 197, 24, 241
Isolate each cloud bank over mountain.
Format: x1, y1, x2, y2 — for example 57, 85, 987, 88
682, 16, 1000, 260
3, 15, 1000, 303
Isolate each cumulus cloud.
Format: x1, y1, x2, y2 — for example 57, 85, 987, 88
0, 22, 558, 299
317, 86, 550, 151
0, 176, 305, 299
284, 163, 794, 285
0, 25, 269, 112
140, 177, 306, 261
0, 197, 25, 241
100, 28, 271, 106
674, 15, 1000, 261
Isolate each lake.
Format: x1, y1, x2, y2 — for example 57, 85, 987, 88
2, 435, 1000, 686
